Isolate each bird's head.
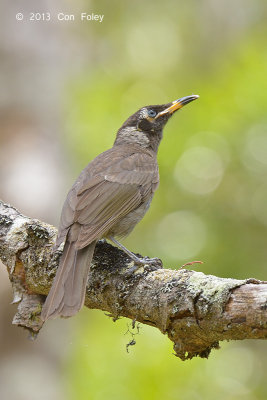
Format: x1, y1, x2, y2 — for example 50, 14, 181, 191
115, 95, 199, 152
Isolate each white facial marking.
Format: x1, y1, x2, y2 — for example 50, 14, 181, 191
139, 108, 149, 119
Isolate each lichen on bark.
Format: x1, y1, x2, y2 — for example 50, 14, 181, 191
0, 200, 267, 360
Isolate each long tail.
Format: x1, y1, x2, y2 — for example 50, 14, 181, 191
41, 240, 97, 321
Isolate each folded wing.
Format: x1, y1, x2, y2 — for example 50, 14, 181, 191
57, 148, 159, 248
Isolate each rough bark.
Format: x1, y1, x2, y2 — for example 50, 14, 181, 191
0, 200, 266, 360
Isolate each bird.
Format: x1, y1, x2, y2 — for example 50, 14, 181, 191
41, 94, 199, 321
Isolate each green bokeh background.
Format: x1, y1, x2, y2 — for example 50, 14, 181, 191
58, 1, 267, 399
2, 0, 267, 399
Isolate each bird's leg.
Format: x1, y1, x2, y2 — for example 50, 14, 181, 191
109, 236, 146, 264
108, 236, 162, 270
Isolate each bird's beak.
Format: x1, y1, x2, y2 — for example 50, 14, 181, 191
156, 95, 199, 118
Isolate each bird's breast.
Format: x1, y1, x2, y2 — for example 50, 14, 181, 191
106, 198, 152, 239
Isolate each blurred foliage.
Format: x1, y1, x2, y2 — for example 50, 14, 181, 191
60, 0, 267, 399
65, 310, 267, 400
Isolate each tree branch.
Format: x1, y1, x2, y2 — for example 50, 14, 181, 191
0, 200, 266, 360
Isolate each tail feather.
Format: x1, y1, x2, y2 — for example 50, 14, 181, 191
41, 240, 96, 321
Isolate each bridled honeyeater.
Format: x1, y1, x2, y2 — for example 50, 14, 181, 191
41, 95, 199, 321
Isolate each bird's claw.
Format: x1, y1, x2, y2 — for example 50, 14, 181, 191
141, 257, 163, 270
125, 257, 162, 276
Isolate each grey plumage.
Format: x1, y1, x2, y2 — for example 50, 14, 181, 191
41, 241, 96, 319
41, 95, 198, 321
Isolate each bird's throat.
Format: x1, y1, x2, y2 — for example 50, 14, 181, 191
115, 126, 150, 147
115, 126, 162, 152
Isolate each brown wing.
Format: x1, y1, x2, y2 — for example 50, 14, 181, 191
57, 146, 159, 249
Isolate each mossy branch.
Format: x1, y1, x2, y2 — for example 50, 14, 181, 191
0, 200, 266, 360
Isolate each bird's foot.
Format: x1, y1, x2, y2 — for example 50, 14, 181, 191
125, 257, 162, 276
142, 257, 163, 273
108, 236, 162, 273
135, 256, 162, 268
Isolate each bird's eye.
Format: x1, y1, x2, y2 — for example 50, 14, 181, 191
147, 109, 157, 118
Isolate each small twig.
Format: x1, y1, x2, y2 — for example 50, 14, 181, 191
181, 260, 204, 268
